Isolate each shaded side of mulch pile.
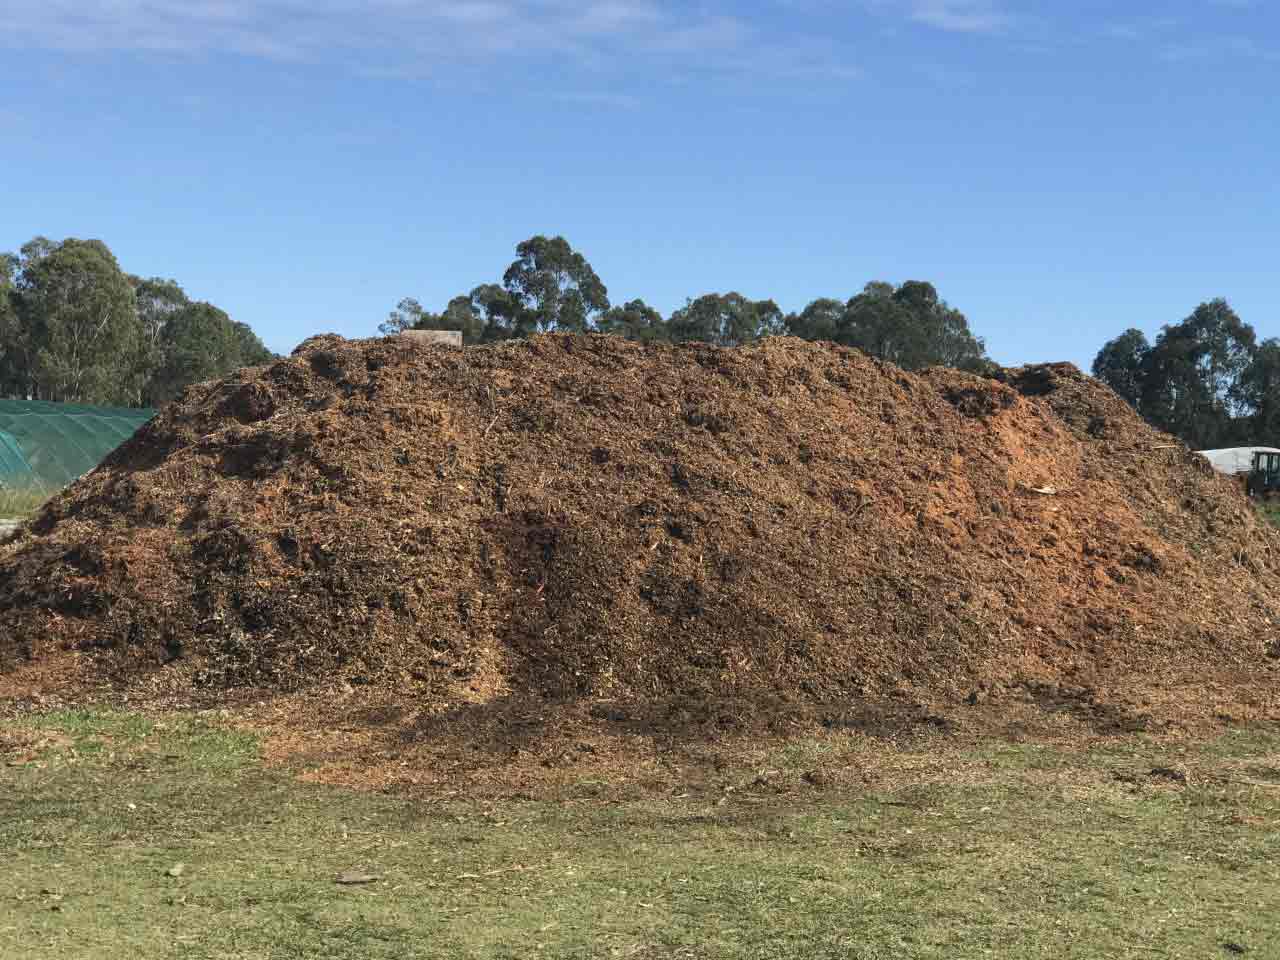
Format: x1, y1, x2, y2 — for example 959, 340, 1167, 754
2, 334, 1277, 723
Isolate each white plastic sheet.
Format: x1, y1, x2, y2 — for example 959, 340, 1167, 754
1196, 447, 1280, 476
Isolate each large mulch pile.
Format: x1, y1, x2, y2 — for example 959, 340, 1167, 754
1, 334, 1278, 727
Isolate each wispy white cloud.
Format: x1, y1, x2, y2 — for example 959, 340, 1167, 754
907, 1, 1009, 33
0, 2, 591, 58
0, 0, 894, 92
863, 0, 1010, 34
0, 0, 843, 82
73, 1, 657, 58
1101, 13, 1275, 64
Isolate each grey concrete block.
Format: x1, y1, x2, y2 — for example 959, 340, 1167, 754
400, 330, 463, 348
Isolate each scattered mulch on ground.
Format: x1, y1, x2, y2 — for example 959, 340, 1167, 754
1, 334, 1278, 768
0, 726, 72, 765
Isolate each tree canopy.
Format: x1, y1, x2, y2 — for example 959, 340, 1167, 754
669, 293, 784, 347
1092, 299, 1278, 449
6, 237, 143, 405
598, 299, 667, 342
1092, 328, 1149, 410
1238, 339, 1280, 445
502, 235, 610, 336
783, 281, 990, 372
1, 236, 274, 408
390, 235, 993, 372
145, 302, 274, 406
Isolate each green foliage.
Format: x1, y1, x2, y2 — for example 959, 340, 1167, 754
130, 275, 189, 347
501, 234, 610, 335
378, 296, 429, 336
781, 283, 991, 372
1142, 299, 1256, 449
598, 298, 667, 341
783, 296, 844, 342
1091, 328, 1149, 408
389, 237, 614, 345
465, 283, 522, 341
1238, 339, 1280, 443
382, 236, 994, 375
439, 294, 488, 342
11, 238, 145, 405
0, 253, 19, 393
382, 236, 611, 342
145, 302, 273, 406
380, 294, 490, 343
231, 320, 273, 367
1092, 299, 1274, 449
1, 237, 273, 410
669, 292, 784, 346
841, 281, 990, 372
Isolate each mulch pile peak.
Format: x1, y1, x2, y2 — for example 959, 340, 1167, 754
2, 333, 1278, 721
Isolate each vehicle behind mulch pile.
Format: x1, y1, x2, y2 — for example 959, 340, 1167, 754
2, 334, 1278, 728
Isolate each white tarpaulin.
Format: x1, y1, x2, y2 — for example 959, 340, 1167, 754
1197, 447, 1280, 476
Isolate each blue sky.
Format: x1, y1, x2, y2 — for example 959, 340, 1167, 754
2, 1, 1277, 368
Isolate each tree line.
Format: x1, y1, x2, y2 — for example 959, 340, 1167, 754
1092, 299, 1280, 450
8, 233, 1271, 452
379, 235, 993, 373
388, 235, 1279, 450
0, 236, 273, 408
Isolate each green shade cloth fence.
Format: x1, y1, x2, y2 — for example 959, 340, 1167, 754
0, 400, 155, 490
0, 429, 37, 488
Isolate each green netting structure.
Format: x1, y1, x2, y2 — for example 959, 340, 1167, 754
0, 429, 37, 489
0, 400, 155, 490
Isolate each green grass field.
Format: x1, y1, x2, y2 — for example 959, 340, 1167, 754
0, 485, 51, 519
3, 709, 1279, 959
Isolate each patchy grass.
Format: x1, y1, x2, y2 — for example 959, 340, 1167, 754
1255, 499, 1280, 528
0, 485, 52, 519
3, 710, 1280, 959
